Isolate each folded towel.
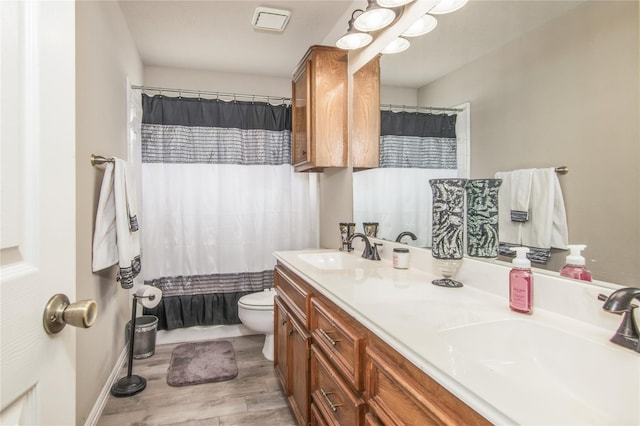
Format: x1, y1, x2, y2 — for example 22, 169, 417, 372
495, 171, 521, 245
509, 169, 533, 222
521, 168, 568, 250
92, 158, 141, 289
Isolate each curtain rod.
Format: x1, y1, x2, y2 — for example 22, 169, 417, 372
381, 103, 463, 113
131, 85, 291, 104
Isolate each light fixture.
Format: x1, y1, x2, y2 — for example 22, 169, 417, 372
376, 0, 414, 7
402, 14, 437, 37
336, 10, 374, 50
429, 0, 468, 15
251, 7, 291, 32
381, 37, 410, 54
354, 0, 397, 32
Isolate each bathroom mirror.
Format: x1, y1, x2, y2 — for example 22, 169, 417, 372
352, 0, 639, 287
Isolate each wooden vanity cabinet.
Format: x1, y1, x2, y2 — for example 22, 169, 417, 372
291, 45, 348, 172
274, 266, 314, 426
274, 261, 490, 426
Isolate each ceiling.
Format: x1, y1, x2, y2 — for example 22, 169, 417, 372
118, 0, 585, 89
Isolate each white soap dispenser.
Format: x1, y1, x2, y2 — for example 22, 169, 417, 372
560, 244, 592, 282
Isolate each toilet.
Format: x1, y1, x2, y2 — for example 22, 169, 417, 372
238, 288, 275, 361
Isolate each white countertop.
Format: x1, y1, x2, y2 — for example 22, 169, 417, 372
273, 248, 640, 426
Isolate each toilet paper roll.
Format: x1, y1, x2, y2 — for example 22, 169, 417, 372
135, 285, 162, 309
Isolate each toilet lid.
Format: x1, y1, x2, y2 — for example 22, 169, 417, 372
238, 289, 275, 309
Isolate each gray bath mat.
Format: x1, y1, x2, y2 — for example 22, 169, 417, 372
167, 340, 238, 387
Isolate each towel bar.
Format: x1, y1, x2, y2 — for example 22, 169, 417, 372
91, 154, 114, 166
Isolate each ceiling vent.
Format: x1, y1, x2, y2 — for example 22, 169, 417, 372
252, 7, 291, 32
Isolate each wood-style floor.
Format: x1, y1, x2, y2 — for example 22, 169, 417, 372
98, 335, 296, 426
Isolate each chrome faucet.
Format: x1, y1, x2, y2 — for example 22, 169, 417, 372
348, 233, 380, 260
601, 287, 640, 352
395, 231, 417, 243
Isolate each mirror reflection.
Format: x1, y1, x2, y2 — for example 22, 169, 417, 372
353, 0, 639, 287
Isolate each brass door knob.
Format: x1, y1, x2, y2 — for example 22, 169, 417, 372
43, 294, 98, 334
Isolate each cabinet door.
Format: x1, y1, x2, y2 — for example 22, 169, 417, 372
292, 63, 310, 167
288, 313, 312, 426
352, 55, 380, 170
274, 296, 289, 393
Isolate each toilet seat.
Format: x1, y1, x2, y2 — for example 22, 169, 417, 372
238, 289, 275, 311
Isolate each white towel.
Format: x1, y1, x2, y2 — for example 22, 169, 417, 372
92, 158, 141, 289
495, 171, 521, 245
509, 169, 533, 222
521, 168, 569, 250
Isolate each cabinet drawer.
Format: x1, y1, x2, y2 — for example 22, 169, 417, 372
275, 265, 312, 326
311, 345, 366, 426
310, 297, 366, 391
310, 402, 330, 426
365, 412, 384, 426
366, 347, 489, 426
366, 347, 445, 425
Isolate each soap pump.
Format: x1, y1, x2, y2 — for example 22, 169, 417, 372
509, 247, 533, 314
560, 244, 592, 282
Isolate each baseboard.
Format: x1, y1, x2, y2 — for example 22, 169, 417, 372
156, 323, 255, 345
84, 344, 128, 426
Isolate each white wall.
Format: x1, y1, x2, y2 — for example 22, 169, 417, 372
418, 1, 639, 286
75, 2, 143, 423
144, 66, 291, 98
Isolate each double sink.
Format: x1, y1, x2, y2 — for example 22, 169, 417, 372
291, 250, 639, 425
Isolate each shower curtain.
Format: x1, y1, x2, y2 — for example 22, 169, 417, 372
140, 94, 318, 330
353, 111, 458, 247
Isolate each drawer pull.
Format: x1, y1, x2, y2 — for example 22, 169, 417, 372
320, 388, 342, 412
281, 318, 287, 326
288, 329, 294, 336
319, 328, 340, 346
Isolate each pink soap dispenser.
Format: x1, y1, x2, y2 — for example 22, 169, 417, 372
509, 247, 533, 314
559, 244, 592, 282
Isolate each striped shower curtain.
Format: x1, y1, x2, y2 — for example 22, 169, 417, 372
140, 94, 318, 330
353, 111, 458, 247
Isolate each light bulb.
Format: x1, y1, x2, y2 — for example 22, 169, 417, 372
354, 4, 396, 32
381, 37, 410, 54
402, 14, 437, 37
430, 0, 468, 15
376, 0, 414, 7
336, 32, 373, 50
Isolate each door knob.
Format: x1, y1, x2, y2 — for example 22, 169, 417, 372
43, 294, 98, 334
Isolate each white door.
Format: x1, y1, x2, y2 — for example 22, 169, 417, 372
1, 1, 77, 424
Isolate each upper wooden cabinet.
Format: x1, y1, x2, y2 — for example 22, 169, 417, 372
292, 45, 348, 172
291, 46, 381, 172
352, 55, 381, 170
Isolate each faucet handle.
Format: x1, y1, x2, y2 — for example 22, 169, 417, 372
369, 243, 382, 261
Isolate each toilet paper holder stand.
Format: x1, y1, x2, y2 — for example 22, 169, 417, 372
110, 291, 158, 397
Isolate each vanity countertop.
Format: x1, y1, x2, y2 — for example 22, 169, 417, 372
273, 248, 640, 426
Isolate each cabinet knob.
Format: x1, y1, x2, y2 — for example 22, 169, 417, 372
281, 318, 287, 326
288, 329, 294, 336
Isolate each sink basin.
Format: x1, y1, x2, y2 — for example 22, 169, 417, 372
296, 251, 373, 270
439, 319, 639, 424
